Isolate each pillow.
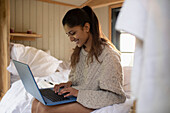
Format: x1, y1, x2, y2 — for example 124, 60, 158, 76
43, 49, 51, 55
7, 43, 62, 77
57, 61, 71, 72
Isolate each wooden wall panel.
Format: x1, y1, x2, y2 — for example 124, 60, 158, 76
23, 0, 30, 46
42, 2, 49, 51
10, 0, 108, 62
54, 5, 60, 59
10, 0, 15, 32
94, 6, 109, 38
30, 0, 37, 47
15, 0, 23, 44
59, 6, 66, 60
49, 3, 55, 56
36, 1, 43, 49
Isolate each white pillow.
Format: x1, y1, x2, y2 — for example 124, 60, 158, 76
7, 43, 62, 77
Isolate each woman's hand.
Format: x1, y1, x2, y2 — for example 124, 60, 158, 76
59, 87, 78, 97
53, 81, 72, 93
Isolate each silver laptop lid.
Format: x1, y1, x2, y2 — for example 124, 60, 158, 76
13, 60, 46, 104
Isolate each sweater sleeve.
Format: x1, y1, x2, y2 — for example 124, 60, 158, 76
76, 52, 126, 109
69, 67, 78, 86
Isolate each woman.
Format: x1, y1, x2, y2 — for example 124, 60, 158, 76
32, 6, 126, 113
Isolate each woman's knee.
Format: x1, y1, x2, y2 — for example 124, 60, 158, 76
32, 99, 39, 113
32, 99, 52, 113
36, 101, 51, 113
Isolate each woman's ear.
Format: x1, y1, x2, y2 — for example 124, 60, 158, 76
83, 22, 90, 33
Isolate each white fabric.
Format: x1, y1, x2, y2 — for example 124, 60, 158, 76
7, 43, 62, 77
116, 0, 170, 113
0, 70, 70, 113
91, 99, 133, 113
0, 80, 33, 113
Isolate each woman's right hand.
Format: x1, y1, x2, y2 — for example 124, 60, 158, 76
53, 81, 72, 93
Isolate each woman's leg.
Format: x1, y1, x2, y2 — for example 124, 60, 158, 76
31, 98, 94, 113
32, 99, 40, 113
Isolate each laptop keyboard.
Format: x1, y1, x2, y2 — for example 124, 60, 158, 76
40, 89, 69, 102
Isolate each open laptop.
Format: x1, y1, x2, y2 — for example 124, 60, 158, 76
13, 60, 76, 106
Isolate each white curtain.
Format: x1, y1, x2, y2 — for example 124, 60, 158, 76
116, 0, 170, 113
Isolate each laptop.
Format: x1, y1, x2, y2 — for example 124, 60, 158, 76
13, 60, 77, 106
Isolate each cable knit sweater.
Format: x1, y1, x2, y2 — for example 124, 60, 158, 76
69, 45, 126, 109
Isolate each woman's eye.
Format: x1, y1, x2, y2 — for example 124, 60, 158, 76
70, 32, 76, 35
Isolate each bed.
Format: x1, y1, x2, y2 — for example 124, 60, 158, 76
0, 43, 133, 113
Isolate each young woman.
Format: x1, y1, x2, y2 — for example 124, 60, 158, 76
32, 6, 126, 113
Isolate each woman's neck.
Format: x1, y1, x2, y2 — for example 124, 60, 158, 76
84, 34, 92, 52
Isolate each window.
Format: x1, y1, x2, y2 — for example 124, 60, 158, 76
111, 7, 136, 67
120, 33, 136, 67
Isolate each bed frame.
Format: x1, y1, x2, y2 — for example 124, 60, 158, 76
0, 0, 10, 100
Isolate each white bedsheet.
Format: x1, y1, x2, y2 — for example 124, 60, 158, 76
0, 70, 69, 113
0, 69, 132, 113
91, 99, 133, 113
0, 80, 33, 113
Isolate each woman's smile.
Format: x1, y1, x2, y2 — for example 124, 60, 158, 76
71, 37, 79, 44
74, 38, 79, 44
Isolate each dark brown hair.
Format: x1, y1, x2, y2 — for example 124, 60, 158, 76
62, 6, 119, 68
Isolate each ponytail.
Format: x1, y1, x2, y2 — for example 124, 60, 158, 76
81, 6, 102, 64
82, 6, 100, 37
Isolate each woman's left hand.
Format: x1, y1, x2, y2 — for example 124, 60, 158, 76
58, 87, 79, 97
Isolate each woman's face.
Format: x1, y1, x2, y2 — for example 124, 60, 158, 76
64, 23, 91, 48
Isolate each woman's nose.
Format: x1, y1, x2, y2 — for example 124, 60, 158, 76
69, 36, 75, 42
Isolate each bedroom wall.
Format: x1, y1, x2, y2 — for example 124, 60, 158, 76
94, 7, 109, 38
10, 0, 109, 61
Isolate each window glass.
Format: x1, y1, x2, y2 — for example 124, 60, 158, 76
121, 53, 134, 67
120, 33, 136, 66
120, 33, 136, 52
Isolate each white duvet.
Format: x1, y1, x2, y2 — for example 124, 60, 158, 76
0, 70, 70, 113
0, 70, 133, 113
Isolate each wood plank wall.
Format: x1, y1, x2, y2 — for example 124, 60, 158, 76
94, 7, 109, 38
10, 0, 109, 61
10, 0, 75, 61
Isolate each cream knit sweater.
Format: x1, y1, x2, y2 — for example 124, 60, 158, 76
69, 45, 126, 109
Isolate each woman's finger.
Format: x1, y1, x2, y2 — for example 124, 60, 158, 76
59, 88, 69, 95
64, 93, 71, 97
53, 84, 64, 93
53, 84, 59, 93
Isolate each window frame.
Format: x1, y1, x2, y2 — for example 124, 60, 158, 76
109, 3, 123, 41
109, 4, 136, 66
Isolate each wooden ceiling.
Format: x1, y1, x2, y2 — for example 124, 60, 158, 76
38, 0, 124, 8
